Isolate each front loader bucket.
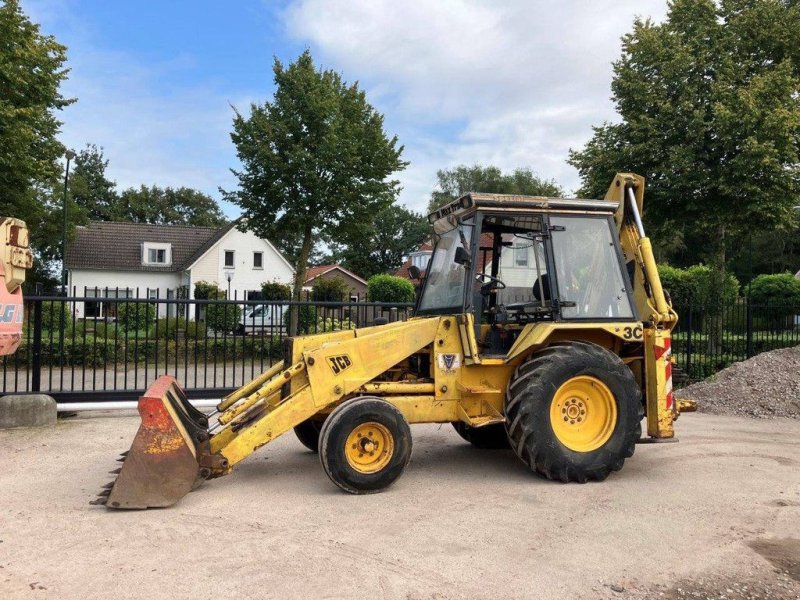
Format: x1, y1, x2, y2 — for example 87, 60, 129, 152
92, 376, 209, 509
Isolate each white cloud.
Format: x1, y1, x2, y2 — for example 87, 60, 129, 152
26, 0, 245, 217
283, 0, 669, 211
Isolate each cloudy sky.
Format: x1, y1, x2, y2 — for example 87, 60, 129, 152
26, 0, 669, 216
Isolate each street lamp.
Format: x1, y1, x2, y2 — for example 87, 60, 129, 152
225, 271, 233, 299
62, 149, 76, 291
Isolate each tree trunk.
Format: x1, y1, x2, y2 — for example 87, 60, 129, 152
289, 225, 314, 337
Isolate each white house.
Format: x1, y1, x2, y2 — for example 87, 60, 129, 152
65, 221, 294, 318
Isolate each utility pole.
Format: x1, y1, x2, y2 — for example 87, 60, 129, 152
62, 149, 76, 291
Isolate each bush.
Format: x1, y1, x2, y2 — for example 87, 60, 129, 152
150, 317, 207, 340
748, 273, 800, 310
193, 280, 222, 300
657, 264, 739, 308
37, 301, 72, 332
367, 274, 415, 303
116, 302, 156, 332
261, 280, 292, 301
311, 276, 350, 302
317, 317, 357, 333
285, 304, 318, 334
206, 302, 242, 333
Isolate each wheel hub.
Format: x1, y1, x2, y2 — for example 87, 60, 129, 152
550, 376, 617, 453
344, 422, 394, 474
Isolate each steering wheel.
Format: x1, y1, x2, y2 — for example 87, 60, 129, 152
476, 272, 506, 293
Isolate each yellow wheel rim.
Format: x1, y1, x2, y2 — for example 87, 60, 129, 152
344, 422, 394, 474
550, 376, 617, 453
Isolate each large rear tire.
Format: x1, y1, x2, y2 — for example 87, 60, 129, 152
505, 341, 642, 482
294, 418, 324, 453
452, 422, 510, 449
319, 397, 412, 494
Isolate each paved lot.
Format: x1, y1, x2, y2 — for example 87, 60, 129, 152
1, 413, 798, 599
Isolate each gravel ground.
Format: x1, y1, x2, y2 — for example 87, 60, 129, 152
1, 413, 799, 599
678, 346, 800, 419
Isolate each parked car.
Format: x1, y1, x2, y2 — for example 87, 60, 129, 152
236, 304, 286, 335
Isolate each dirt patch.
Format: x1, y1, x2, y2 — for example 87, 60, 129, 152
678, 346, 800, 419
749, 538, 800, 582
639, 575, 800, 600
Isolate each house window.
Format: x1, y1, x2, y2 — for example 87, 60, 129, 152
142, 243, 171, 266
253, 251, 263, 269
514, 244, 529, 267
149, 249, 166, 264
224, 250, 235, 268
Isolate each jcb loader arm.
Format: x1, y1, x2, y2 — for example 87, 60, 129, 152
95, 318, 440, 509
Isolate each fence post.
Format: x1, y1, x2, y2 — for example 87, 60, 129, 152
746, 294, 754, 358
31, 295, 43, 393
685, 298, 693, 378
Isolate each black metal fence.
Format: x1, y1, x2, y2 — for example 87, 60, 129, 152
5, 292, 799, 401
5, 291, 413, 402
671, 298, 800, 382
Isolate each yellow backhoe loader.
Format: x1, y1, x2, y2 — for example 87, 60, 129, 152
95, 173, 694, 509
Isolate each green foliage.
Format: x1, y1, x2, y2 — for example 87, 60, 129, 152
285, 305, 318, 334
658, 264, 739, 307
569, 0, 800, 275
427, 165, 563, 213
193, 281, 223, 300
193, 281, 242, 332
70, 144, 116, 222
38, 301, 72, 332
150, 317, 207, 340
317, 317, 356, 333
311, 276, 350, 302
261, 280, 291, 301
367, 274, 415, 303
115, 185, 227, 226
223, 50, 407, 334
116, 302, 156, 332
749, 273, 800, 309
10, 336, 284, 368
328, 203, 429, 279
0, 0, 75, 283
205, 302, 242, 333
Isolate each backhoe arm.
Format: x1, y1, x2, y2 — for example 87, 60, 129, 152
605, 174, 679, 439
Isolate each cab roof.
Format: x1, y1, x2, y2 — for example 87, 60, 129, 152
427, 192, 619, 224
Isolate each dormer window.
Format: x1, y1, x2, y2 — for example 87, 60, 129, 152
142, 242, 172, 266
410, 251, 432, 270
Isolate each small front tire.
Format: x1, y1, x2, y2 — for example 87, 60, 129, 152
319, 397, 412, 494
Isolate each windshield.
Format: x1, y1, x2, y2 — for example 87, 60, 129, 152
550, 215, 634, 319
417, 218, 473, 313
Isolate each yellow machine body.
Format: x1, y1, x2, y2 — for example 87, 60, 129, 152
98, 173, 689, 509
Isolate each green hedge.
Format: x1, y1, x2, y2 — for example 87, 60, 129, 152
658, 264, 739, 307
9, 336, 284, 368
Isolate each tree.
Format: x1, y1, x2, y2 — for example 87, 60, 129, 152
0, 0, 74, 285
224, 50, 406, 334
116, 185, 227, 226
569, 0, 800, 293
329, 203, 428, 279
70, 144, 117, 222
367, 274, 415, 303
428, 165, 563, 213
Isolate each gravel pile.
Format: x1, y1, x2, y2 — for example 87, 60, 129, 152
678, 346, 800, 419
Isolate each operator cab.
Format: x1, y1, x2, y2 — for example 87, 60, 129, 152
415, 193, 637, 356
